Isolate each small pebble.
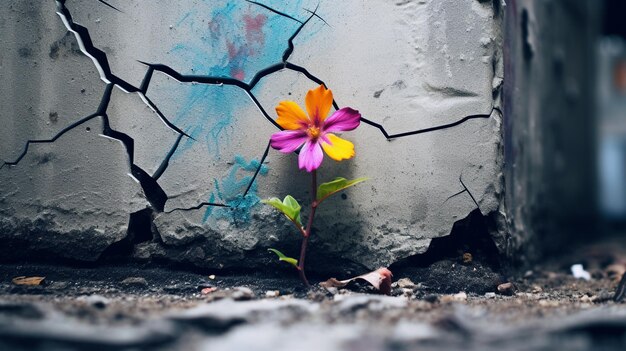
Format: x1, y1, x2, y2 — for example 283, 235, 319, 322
401, 288, 413, 296
453, 292, 467, 301
441, 292, 467, 302
120, 277, 148, 288
497, 282, 515, 296
265, 290, 280, 298
231, 287, 255, 301
208, 275, 216, 280
524, 270, 534, 278
423, 294, 439, 303
325, 287, 339, 295
485, 292, 496, 298
397, 278, 417, 289
591, 290, 613, 303
462, 253, 473, 264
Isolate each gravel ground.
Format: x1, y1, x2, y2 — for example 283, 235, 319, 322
0, 259, 625, 351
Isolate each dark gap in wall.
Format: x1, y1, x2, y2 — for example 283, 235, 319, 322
98, 209, 155, 261
521, 9, 534, 62
129, 209, 155, 244
131, 166, 168, 212
492, 0, 501, 18
603, 0, 626, 39
389, 209, 505, 294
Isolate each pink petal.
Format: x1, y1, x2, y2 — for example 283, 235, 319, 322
323, 107, 361, 133
270, 130, 308, 153
298, 140, 323, 172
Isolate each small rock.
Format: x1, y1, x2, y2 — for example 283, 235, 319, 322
231, 287, 255, 301
120, 277, 148, 288
441, 292, 467, 302
462, 253, 473, 264
423, 294, 439, 303
48, 281, 69, 290
539, 300, 560, 307
453, 292, 467, 301
397, 278, 417, 289
497, 282, 515, 296
591, 290, 613, 303
531, 285, 543, 293
485, 292, 496, 298
265, 290, 280, 298
82, 295, 109, 309
524, 270, 534, 278
208, 275, 216, 280
325, 287, 339, 295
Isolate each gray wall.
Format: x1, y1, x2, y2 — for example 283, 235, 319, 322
504, 0, 601, 259
0, 0, 505, 272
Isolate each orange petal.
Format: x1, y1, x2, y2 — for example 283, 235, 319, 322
305, 85, 333, 123
321, 134, 355, 161
275, 101, 309, 130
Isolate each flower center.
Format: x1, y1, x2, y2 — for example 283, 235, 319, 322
307, 126, 321, 139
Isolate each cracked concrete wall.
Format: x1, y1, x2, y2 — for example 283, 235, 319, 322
0, 0, 504, 272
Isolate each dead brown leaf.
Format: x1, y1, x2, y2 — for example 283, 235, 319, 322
12, 276, 45, 286
320, 268, 393, 295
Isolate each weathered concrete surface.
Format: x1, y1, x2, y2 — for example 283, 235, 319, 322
1, 0, 505, 271
0, 0, 104, 162
106, 86, 180, 177
0, 117, 147, 261
503, 0, 601, 258
152, 0, 505, 270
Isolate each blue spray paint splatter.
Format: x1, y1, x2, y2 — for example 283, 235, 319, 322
166, 0, 319, 158
158, 1, 323, 224
203, 155, 269, 223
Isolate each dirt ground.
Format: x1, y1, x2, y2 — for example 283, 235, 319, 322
1, 241, 626, 351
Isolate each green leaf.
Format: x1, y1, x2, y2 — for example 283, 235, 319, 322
268, 248, 299, 268
316, 177, 368, 203
261, 195, 302, 226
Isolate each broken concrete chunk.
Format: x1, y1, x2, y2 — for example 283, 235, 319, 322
0, 117, 147, 261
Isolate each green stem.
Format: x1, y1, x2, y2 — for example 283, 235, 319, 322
298, 170, 317, 288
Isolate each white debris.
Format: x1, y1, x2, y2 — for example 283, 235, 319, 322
265, 290, 280, 298
571, 264, 591, 281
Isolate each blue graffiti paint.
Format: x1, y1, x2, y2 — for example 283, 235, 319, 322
203, 155, 269, 223
152, 1, 323, 222
165, 0, 320, 158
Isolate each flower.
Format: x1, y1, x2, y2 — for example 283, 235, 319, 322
270, 85, 361, 172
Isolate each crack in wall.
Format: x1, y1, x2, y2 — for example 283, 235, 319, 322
95, 0, 122, 13
3, 1, 500, 232
245, 0, 303, 24
152, 133, 184, 181
443, 175, 482, 211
